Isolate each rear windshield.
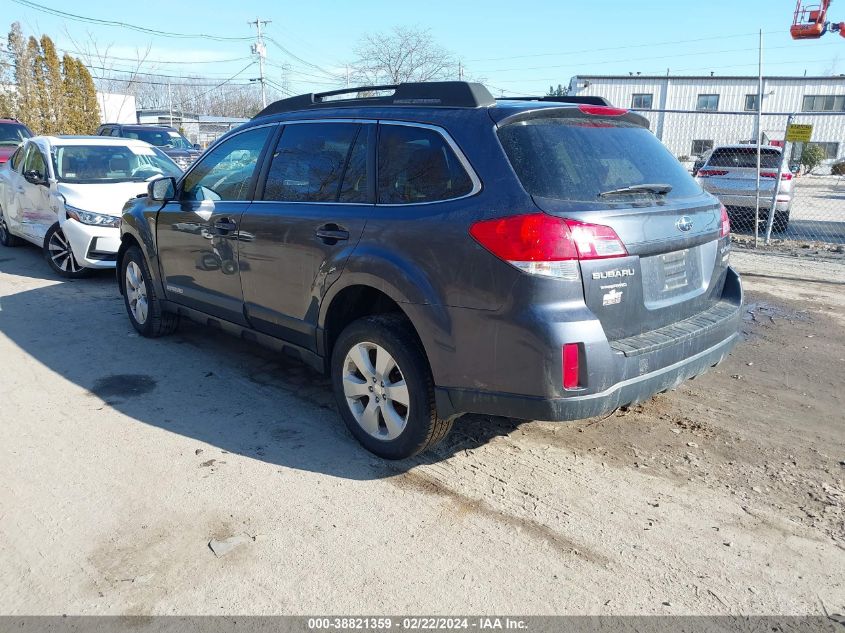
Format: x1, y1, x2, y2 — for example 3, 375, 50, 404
123, 128, 193, 150
0, 123, 31, 146
498, 117, 702, 202
706, 147, 781, 169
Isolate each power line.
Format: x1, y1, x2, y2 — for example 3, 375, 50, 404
264, 35, 344, 81
465, 30, 783, 63
11, 0, 254, 41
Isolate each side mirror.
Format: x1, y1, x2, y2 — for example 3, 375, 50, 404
193, 143, 201, 151
148, 177, 177, 202
23, 169, 47, 186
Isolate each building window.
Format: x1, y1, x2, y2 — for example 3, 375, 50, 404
691, 139, 714, 156
745, 94, 759, 111
696, 94, 720, 111
809, 141, 840, 159
802, 95, 845, 111
631, 93, 653, 109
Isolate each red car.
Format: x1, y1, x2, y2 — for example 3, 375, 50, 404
0, 119, 34, 164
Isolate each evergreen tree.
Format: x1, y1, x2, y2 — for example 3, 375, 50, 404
61, 54, 81, 134
26, 36, 46, 133
39, 35, 64, 135
76, 61, 100, 133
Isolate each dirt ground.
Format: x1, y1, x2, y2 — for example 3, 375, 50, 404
0, 243, 843, 616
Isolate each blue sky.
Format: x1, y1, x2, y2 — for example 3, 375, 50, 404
10, 0, 845, 97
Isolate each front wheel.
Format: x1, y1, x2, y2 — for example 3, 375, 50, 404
330, 314, 453, 459
43, 223, 90, 278
121, 245, 179, 337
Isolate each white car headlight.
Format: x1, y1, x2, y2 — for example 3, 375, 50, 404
65, 205, 120, 228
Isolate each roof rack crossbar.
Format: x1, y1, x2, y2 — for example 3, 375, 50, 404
254, 81, 496, 118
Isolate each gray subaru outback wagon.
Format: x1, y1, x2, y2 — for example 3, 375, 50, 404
117, 82, 742, 459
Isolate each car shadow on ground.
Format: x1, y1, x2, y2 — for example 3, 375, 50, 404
0, 247, 525, 479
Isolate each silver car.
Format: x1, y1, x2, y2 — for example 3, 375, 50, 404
696, 144, 792, 232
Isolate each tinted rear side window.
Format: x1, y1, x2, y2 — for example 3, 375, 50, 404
377, 125, 473, 204
263, 123, 364, 203
707, 147, 781, 169
497, 117, 702, 202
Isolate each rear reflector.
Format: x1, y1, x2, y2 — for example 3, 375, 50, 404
562, 344, 580, 390
697, 169, 728, 177
577, 104, 628, 117
469, 214, 627, 278
720, 204, 730, 238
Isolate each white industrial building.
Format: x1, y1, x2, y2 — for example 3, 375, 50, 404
568, 74, 845, 164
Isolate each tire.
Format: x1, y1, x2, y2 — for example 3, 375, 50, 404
121, 245, 179, 337
773, 210, 790, 233
0, 205, 23, 247
331, 314, 453, 459
42, 223, 91, 278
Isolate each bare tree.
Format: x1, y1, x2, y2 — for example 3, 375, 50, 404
350, 26, 456, 85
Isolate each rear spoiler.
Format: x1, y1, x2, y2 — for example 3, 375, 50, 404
496, 95, 613, 106
494, 104, 651, 130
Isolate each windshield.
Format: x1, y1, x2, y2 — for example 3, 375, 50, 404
498, 116, 702, 202
124, 128, 193, 150
707, 147, 781, 169
0, 123, 32, 146
51, 144, 183, 183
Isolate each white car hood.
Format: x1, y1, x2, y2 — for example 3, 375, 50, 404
57, 181, 149, 217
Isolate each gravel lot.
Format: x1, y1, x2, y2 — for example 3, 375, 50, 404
0, 243, 843, 616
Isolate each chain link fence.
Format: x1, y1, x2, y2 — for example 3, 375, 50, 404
633, 108, 845, 252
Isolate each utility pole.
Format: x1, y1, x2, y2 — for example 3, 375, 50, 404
754, 28, 764, 248
346, 65, 350, 88
248, 18, 271, 108
167, 81, 173, 127
458, 61, 464, 81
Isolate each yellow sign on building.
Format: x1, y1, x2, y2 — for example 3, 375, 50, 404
785, 124, 814, 143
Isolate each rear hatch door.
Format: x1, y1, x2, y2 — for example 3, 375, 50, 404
496, 107, 728, 341
697, 146, 781, 199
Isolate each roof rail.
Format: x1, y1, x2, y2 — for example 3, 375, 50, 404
497, 95, 613, 106
253, 81, 496, 118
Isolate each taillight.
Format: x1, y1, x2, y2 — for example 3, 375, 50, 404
577, 104, 628, 117
760, 171, 793, 180
697, 169, 728, 177
562, 344, 580, 390
720, 205, 730, 238
469, 214, 627, 278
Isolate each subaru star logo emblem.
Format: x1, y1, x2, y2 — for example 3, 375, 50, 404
676, 216, 694, 232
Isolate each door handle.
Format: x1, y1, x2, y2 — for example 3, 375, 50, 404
214, 219, 237, 232
315, 225, 349, 243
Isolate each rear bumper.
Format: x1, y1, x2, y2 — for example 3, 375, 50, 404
431, 266, 743, 422
714, 193, 791, 212
436, 331, 738, 421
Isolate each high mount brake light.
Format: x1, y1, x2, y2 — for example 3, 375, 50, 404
577, 104, 629, 117
469, 214, 627, 279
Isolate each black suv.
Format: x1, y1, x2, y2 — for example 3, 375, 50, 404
117, 82, 742, 459
97, 123, 201, 170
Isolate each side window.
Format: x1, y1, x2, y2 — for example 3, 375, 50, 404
377, 124, 473, 204
110, 128, 121, 137
182, 126, 273, 202
99, 127, 110, 136
9, 146, 24, 171
23, 145, 47, 176
263, 123, 365, 203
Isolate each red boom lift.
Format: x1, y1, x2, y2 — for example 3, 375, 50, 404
791, 0, 845, 39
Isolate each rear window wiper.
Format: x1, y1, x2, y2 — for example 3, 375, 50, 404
598, 183, 673, 198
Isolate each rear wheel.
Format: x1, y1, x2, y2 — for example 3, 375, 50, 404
331, 314, 453, 459
773, 210, 790, 233
0, 206, 23, 247
121, 245, 179, 337
43, 223, 90, 278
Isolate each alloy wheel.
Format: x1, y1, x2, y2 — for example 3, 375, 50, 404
342, 341, 410, 440
0, 213, 7, 243
125, 260, 149, 325
47, 227, 81, 273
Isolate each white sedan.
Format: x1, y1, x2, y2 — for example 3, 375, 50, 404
0, 135, 181, 277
